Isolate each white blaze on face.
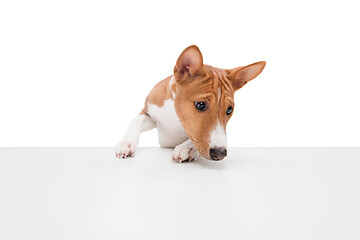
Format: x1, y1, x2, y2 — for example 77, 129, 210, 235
209, 122, 228, 149
218, 87, 221, 102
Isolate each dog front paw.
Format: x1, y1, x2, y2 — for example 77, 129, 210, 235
115, 141, 137, 159
172, 141, 197, 163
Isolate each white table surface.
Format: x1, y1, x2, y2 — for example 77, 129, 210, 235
0, 147, 359, 240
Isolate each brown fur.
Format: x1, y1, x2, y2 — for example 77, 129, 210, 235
140, 76, 174, 115
141, 45, 265, 159
173, 64, 235, 158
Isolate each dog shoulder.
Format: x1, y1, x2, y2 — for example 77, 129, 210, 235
140, 76, 174, 115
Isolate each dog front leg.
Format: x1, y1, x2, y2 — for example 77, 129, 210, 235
172, 139, 198, 163
115, 113, 155, 158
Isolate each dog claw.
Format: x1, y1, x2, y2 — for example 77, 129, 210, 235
171, 142, 197, 163
115, 140, 137, 159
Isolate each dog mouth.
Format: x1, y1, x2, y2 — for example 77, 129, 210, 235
197, 146, 228, 161
189, 135, 228, 161
191, 139, 227, 161
198, 149, 227, 161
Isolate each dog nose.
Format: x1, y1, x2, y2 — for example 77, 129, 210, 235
209, 147, 227, 160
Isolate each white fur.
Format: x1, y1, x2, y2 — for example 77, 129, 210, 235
122, 114, 155, 142
116, 114, 155, 158
169, 76, 175, 98
172, 139, 197, 163
147, 99, 188, 148
209, 122, 228, 148
117, 76, 229, 161
218, 87, 221, 102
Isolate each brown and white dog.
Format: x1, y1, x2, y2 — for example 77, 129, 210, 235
116, 45, 265, 162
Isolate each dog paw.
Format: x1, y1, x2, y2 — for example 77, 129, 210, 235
115, 141, 137, 159
172, 142, 197, 163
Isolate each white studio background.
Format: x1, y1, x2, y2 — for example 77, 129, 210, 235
0, 0, 359, 147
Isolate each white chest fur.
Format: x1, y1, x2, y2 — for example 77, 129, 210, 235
147, 99, 188, 148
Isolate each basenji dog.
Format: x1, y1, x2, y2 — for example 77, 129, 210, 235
115, 45, 266, 162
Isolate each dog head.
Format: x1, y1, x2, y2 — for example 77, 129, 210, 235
173, 45, 265, 160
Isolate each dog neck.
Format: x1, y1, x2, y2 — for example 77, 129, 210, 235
169, 76, 176, 98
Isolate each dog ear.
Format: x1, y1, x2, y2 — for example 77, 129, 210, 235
227, 61, 266, 91
174, 45, 204, 81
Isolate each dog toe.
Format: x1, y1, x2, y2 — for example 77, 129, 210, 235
115, 140, 137, 159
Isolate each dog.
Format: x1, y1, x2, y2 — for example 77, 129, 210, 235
116, 45, 265, 162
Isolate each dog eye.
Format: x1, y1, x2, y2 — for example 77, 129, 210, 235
194, 101, 207, 111
226, 106, 233, 115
